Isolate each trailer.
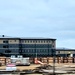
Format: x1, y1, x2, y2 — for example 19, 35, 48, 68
10, 57, 30, 66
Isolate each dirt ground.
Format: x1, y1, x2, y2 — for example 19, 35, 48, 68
0, 64, 41, 71
0, 63, 75, 71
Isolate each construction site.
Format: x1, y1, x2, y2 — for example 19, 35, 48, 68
0, 56, 75, 75
0, 36, 75, 75
0, 57, 75, 65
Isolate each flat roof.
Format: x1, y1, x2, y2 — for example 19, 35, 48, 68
20, 37, 56, 40
56, 48, 75, 51
0, 35, 56, 40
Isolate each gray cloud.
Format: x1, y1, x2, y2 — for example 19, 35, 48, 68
0, 0, 75, 48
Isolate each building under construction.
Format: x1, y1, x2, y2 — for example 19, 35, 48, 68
0, 35, 56, 57
0, 35, 75, 58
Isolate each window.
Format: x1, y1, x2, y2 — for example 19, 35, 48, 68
9, 40, 12, 42
27, 49, 29, 52
3, 40, 8, 43
27, 40, 29, 43
14, 40, 16, 42
31, 49, 34, 53
3, 45, 9, 48
47, 40, 49, 43
9, 45, 12, 48
36, 40, 37, 43
49, 44, 52, 48
48, 40, 51, 43
53, 45, 55, 48
43, 49, 46, 52
5, 50, 11, 53
22, 49, 24, 53
21, 40, 24, 43
44, 40, 45, 43
40, 49, 42, 52
33, 40, 35, 43
58, 51, 60, 54
24, 40, 26, 43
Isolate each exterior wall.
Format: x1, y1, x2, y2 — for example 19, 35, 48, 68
9, 40, 19, 44
21, 44, 50, 57
21, 40, 54, 44
0, 39, 20, 56
56, 51, 75, 54
56, 50, 75, 57
0, 40, 3, 43
0, 38, 56, 57
21, 39, 55, 57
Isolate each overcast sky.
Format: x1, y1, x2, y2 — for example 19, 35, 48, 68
0, 0, 75, 49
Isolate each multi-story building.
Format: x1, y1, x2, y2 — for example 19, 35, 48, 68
0, 35, 56, 57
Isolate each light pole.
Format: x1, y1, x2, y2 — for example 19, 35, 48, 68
52, 48, 55, 75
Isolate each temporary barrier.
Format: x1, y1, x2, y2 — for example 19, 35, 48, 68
1, 57, 75, 65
